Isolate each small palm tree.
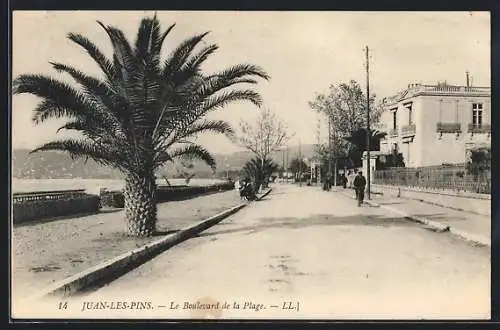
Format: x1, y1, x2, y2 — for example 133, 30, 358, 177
12, 14, 269, 237
242, 157, 278, 192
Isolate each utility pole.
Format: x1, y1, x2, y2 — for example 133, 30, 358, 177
365, 45, 371, 200
333, 123, 337, 187
299, 140, 302, 187
281, 148, 285, 182
328, 116, 332, 181
285, 146, 289, 183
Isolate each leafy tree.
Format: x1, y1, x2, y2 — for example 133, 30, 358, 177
466, 148, 491, 182
377, 145, 405, 170
310, 80, 384, 169
12, 14, 269, 236
309, 80, 383, 138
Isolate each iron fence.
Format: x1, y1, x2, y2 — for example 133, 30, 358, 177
373, 164, 491, 194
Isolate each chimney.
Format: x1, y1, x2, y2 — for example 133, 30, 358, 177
466, 71, 470, 87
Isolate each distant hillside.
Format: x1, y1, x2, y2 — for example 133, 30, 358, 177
12, 144, 317, 179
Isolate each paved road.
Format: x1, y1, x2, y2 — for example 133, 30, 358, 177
69, 184, 490, 320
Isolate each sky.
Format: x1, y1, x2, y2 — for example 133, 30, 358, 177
12, 11, 491, 154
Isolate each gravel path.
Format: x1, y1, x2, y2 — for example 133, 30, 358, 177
12, 190, 241, 298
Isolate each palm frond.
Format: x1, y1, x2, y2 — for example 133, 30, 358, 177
202, 89, 263, 113
30, 138, 131, 172
13, 74, 94, 122
199, 64, 269, 99
97, 21, 137, 74
50, 62, 130, 130
135, 16, 162, 64
157, 23, 176, 54
180, 44, 219, 73
67, 32, 117, 82
183, 119, 234, 138
14, 74, 126, 140
168, 144, 216, 170
162, 32, 210, 78
212, 64, 270, 82
161, 120, 234, 151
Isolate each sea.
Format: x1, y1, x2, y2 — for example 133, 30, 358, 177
12, 178, 227, 194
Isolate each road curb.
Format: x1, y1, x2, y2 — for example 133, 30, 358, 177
335, 189, 490, 247
31, 188, 272, 300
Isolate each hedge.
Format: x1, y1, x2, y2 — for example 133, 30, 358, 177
100, 182, 235, 208
13, 194, 101, 224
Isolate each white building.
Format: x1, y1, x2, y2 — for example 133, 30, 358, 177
378, 82, 491, 167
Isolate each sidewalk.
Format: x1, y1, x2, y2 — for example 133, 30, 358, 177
12, 190, 242, 297
334, 187, 490, 246
71, 184, 489, 320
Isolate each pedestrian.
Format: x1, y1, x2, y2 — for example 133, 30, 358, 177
342, 173, 347, 189
353, 170, 367, 206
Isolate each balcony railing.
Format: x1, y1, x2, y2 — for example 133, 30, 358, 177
436, 122, 461, 133
389, 127, 398, 137
468, 123, 491, 134
401, 123, 416, 137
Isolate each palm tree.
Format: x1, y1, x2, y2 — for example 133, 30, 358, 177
241, 157, 278, 192
343, 128, 387, 168
12, 14, 269, 237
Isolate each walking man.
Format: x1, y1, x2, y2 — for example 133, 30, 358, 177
353, 171, 367, 206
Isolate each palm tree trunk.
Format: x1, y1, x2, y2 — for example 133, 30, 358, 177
124, 171, 157, 237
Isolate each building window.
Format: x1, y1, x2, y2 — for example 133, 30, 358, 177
407, 104, 413, 125
392, 111, 397, 129
472, 103, 483, 126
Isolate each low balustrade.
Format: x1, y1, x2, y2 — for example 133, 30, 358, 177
13, 189, 87, 204
100, 182, 235, 208
13, 189, 100, 224
420, 84, 490, 94
12, 183, 236, 222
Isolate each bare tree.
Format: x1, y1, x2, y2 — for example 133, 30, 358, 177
238, 108, 293, 188
175, 160, 196, 185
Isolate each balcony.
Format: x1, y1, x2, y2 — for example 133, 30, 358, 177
389, 127, 398, 137
401, 123, 416, 137
468, 123, 491, 134
436, 122, 461, 134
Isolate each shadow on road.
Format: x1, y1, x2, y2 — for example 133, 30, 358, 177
196, 213, 430, 239
14, 208, 123, 228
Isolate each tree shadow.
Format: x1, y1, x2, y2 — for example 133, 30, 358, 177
196, 213, 428, 239
153, 229, 181, 236
13, 208, 123, 228
411, 213, 471, 222
374, 201, 405, 205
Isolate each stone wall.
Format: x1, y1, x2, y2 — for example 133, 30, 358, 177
13, 195, 101, 224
